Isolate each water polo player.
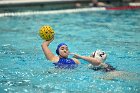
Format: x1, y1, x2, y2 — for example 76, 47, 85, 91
42, 40, 80, 69
39, 25, 80, 69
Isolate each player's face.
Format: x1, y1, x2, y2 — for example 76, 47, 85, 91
59, 45, 69, 58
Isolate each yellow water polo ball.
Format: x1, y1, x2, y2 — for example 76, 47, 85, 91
39, 25, 55, 41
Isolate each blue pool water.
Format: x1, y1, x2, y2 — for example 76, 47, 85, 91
0, 10, 140, 93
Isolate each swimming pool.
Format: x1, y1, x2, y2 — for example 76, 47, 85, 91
0, 9, 140, 93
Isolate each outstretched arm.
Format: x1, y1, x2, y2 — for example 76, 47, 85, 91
74, 54, 101, 66
73, 54, 108, 68
41, 38, 58, 62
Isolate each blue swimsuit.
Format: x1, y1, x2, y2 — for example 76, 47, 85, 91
53, 58, 78, 69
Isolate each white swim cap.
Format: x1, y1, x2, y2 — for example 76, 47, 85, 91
88, 50, 107, 69
91, 50, 107, 63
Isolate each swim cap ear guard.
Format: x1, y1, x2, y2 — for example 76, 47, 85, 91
56, 43, 67, 55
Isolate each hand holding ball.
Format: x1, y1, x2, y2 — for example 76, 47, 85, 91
39, 25, 55, 41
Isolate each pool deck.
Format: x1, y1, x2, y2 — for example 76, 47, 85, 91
0, 0, 140, 6
0, 0, 90, 5
0, 0, 140, 14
